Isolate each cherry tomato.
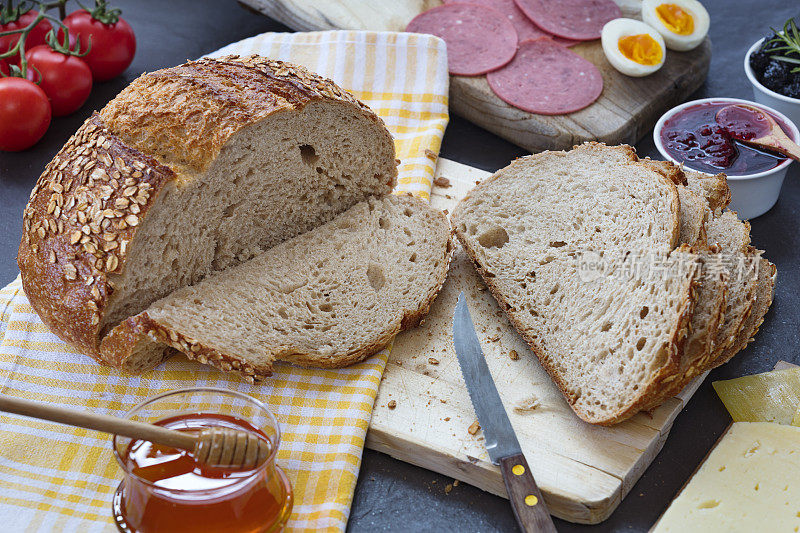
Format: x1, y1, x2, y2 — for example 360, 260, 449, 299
0, 10, 52, 66
25, 45, 92, 116
0, 77, 51, 151
63, 10, 135, 81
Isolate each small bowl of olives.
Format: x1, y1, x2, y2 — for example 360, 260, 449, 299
745, 19, 800, 127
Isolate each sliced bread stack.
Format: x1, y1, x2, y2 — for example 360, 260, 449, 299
452, 143, 775, 425
18, 55, 453, 381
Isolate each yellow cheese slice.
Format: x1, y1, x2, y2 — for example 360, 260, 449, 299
712, 367, 800, 424
653, 422, 800, 533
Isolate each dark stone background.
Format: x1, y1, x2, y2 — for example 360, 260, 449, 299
0, 1, 797, 531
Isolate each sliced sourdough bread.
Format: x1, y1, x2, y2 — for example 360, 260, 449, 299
18, 55, 398, 362
677, 187, 709, 246
640, 159, 707, 246
704, 211, 757, 364
452, 143, 700, 425
710, 256, 776, 369
685, 170, 731, 213
638, 250, 727, 412
100, 195, 453, 381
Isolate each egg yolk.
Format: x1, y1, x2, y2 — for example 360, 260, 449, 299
618, 34, 663, 66
656, 4, 694, 35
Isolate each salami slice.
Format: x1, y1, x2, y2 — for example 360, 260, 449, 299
444, 0, 579, 46
513, 0, 621, 41
487, 38, 603, 115
405, 4, 518, 76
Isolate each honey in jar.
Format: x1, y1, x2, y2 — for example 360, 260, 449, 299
112, 389, 292, 533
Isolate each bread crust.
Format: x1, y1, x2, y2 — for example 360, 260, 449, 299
99, 55, 388, 177
19, 55, 396, 363
17, 114, 174, 360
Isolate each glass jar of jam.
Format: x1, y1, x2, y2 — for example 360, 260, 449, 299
112, 388, 293, 533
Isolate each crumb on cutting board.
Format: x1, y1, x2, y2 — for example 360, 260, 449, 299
388, 400, 397, 409
468, 420, 480, 435
509, 349, 519, 360
514, 396, 540, 414
433, 176, 451, 188
428, 357, 439, 365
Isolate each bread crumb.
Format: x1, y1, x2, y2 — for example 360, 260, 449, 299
442, 209, 449, 215
475, 180, 481, 185
428, 357, 439, 365
514, 396, 540, 413
445, 194, 453, 199
439, 398, 447, 404
468, 420, 480, 435
445, 483, 453, 494
425, 149, 438, 161
388, 400, 397, 409
444, 417, 451, 421
509, 349, 519, 361
433, 176, 451, 188
453, 480, 459, 487
488, 334, 500, 342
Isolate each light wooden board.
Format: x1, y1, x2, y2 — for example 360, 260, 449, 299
239, 0, 711, 152
365, 157, 707, 524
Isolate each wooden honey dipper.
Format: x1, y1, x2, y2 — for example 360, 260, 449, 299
0, 394, 271, 469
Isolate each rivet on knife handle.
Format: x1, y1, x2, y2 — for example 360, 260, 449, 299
499, 452, 557, 533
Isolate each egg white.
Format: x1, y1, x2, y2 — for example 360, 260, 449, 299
642, 0, 710, 51
601, 19, 667, 77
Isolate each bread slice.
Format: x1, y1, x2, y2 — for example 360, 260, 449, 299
685, 170, 731, 213
677, 187, 709, 246
641, 157, 687, 186
703, 211, 757, 363
18, 55, 398, 361
640, 159, 707, 245
709, 256, 775, 369
100, 195, 453, 381
452, 143, 700, 425
706, 210, 751, 251
638, 250, 727, 411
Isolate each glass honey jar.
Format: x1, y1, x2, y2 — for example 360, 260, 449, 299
112, 388, 293, 533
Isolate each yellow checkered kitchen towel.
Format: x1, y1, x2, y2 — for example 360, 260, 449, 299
0, 31, 449, 532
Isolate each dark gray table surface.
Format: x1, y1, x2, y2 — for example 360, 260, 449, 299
1, 1, 798, 531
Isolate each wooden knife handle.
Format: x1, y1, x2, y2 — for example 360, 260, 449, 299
499, 453, 557, 533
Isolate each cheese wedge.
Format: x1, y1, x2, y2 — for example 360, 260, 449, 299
653, 422, 800, 532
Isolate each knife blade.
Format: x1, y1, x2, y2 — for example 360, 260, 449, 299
453, 291, 557, 533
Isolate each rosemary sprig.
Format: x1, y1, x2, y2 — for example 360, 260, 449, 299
766, 17, 800, 73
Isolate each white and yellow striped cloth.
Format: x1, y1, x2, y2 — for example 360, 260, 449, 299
0, 31, 448, 532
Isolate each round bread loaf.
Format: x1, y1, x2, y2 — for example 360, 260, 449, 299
17, 55, 399, 362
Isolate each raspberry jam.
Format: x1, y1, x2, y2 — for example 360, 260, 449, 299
660, 102, 789, 175
113, 411, 292, 533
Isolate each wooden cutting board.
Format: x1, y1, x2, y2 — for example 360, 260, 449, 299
239, 0, 711, 152
366, 157, 707, 524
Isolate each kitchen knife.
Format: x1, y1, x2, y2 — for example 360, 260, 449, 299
453, 291, 557, 533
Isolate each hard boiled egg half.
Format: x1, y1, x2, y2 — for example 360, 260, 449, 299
642, 0, 709, 51
602, 19, 666, 77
